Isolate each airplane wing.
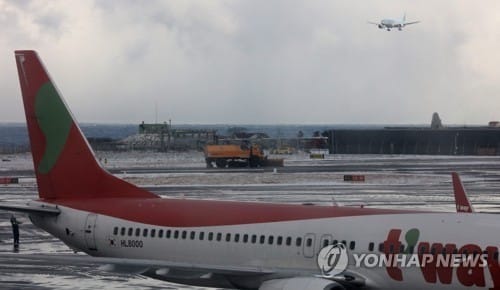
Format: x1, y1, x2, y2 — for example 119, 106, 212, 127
404, 21, 420, 26
0, 202, 60, 215
451, 172, 475, 213
0, 253, 367, 289
367, 21, 380, 25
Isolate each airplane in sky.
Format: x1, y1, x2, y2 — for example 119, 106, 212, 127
1, 50, 499, 290
368, 14, 420, 31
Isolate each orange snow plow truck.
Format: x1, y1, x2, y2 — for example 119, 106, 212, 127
204, 144, 284, 168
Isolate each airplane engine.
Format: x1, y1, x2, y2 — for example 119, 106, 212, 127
259, 277, 345, 290
378, 24, 383, 29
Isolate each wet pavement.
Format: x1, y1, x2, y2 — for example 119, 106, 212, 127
1, 154, 500, 289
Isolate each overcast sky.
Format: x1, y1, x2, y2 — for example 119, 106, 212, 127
1, 0, 500, 125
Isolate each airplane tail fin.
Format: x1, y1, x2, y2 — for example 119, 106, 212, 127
403, 12, 406, 23
14, 50, 158, 200
451, 172, 474, 213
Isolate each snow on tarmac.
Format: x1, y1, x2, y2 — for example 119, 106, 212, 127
1, 152, 500, 289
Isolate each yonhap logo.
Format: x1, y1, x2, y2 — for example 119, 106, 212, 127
317, 243, 349, 277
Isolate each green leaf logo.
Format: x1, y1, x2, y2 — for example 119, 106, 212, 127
404, 228, 420, 254
35, 82, 72, 174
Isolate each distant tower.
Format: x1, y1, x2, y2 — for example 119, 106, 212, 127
431, 112, 443, 129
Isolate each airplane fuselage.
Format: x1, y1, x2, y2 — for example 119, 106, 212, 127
381, 19, 402, 28
29, 200, 500, 290
378, 19, 405, 31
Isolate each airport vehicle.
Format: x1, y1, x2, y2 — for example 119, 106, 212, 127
271, 146, 294, 155
368, 14, 420, 31
204, 144, 283, 168
1, 50, 499, 290
205, 144, 265, 167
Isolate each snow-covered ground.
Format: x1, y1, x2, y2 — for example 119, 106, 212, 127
0, 153, 34, 171
95, 150, 207, 168
1, 152, 500, 289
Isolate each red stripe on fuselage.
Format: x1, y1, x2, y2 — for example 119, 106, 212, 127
47, 198, 427, 227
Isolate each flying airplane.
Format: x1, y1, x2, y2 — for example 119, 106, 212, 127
368, 14, 420, 31
1, 50, 499, 290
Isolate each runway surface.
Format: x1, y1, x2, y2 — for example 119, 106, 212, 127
1, 153, 500, 289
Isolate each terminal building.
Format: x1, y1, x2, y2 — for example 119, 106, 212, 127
326, 114, 500, 156
327, 127, 500, 155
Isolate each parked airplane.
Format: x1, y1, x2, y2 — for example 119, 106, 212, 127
368, 14, 420, 31
1, 50, 499, 290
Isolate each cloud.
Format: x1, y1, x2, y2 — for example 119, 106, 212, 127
1, 0, 500, 125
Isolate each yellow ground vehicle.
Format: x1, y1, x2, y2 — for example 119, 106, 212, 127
271, 146, 294, 154
204, 144, 283, 168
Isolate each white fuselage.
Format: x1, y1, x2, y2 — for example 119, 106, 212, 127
28, 201, 500, 290
381, 19, 403, 28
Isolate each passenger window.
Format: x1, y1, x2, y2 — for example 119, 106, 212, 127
208, 232, 214, 241
142, 228, 148, 237
296, 237, 302, 247
277, 236, 283, 245
174, 230, 179, 239
399, 244, 405, 253
199, 232, 205, 240
322, 239, 329, 247
234, 234, 240, 242
379, 243, 385, 252
368, 242, 374, 251
151, 229, 156, 238
166, 230, 171, 238
430, 247, 435, 255
260, 235, 265, 244
268, 236, 274, 245
135, 228, 140, 237
494, 252, 499, 261
333, 240, 338, 245
243, 234, 249, 243
286, 237, 292, 246
389, 244, 394, 254
341, 240, 347, 245
226, 233, 231, 242
190, 231, 195, 240
251, 235, 257, 244
408, 245, 414, 254
128, 228, 133, 236
120, 227, 126, 236
306, 238, 312, 247
158, 229, 163, 238
113, 227, 118, 235
181, 231, 187, 239
216, 233, 222, 241
349, 241, 355, 250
